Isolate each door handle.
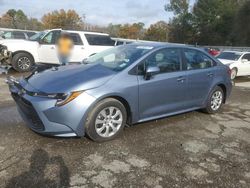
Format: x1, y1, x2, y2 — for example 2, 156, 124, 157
51, 47, 55, 49
177, 77, 186, 83
81, 47, 85, 50
207, 72, 214, 77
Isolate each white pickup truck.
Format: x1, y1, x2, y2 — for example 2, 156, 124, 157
0, 29, 115, 72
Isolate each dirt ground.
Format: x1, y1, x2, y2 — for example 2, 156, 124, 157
0, 71, 250, 188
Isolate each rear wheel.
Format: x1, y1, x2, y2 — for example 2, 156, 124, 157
85, 98, 127, 142
12, 52, 34, 72
231, 68, 237, 80
203, 86, 224, 114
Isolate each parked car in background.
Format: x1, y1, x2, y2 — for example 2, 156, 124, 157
217, 51, 250, 79
204, 47, 221, 56
0, 30, 37, 40
1, 29, 115, 72
7, 43, 232, 142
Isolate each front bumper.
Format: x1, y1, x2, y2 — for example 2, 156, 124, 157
7, 77, 96, 137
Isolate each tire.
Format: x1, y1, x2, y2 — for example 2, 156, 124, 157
231, 68, 237, 80
12, 52, 34, 72
85, 98, 127, 142
203, 86, 224, 114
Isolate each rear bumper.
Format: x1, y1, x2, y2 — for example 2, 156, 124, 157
8, 78, 96, 137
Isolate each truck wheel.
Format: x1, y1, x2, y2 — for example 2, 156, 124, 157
12, 52, 34, 72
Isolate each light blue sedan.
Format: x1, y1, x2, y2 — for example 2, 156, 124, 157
7, 43, 232, 142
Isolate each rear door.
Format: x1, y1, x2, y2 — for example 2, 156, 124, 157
138, 48, 188, 120
68, 32, 85, 62
182, 49, 216, 107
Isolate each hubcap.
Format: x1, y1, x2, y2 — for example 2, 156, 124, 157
17, 57, 31, 70
211, 91, 223, 111
95, 107, 123, 138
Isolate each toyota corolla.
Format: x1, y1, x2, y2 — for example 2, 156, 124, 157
7, 43, 232, 142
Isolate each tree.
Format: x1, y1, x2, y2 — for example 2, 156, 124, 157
233, 0, 250, 46
193, 0, 241, 45
0, 9, 28, 29
144, 21, 169, 42
118, 22, 145, 39
165, 0, 195, 43
106, 24, 122, 37
42, 9, 83, 30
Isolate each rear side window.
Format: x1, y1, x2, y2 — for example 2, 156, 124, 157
184, 49, 215, 70
85, 34, 115, 46
69, 33, 83, 45
26, 32, 37, 37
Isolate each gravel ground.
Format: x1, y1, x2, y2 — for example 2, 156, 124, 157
0, 72, 250, 188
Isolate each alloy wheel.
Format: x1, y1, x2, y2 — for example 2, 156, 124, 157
211, 91, 223, 111
17, 57, 31, 71
95, 106, 123, 138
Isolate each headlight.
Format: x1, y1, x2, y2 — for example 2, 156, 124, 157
56, 91, 83, 107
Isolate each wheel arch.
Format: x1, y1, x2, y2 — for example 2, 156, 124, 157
217, 83, 227, 103
87, 95, 133, 125
12, 51, 35, 62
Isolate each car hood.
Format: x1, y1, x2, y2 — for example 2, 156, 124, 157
26, 64, 116, 93
218, 58, 237, 65
0, 39, 37, 45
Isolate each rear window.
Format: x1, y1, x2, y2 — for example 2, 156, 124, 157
85, 34, 115, 46
217, 52, 242, 61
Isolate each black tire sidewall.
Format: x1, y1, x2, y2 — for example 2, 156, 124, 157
12, 53, 34, 72
85, 98, 127, 142
205, 86, 224, 114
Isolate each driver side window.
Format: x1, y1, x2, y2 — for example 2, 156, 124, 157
138, 48, 181, 75
41, 30, 61, 44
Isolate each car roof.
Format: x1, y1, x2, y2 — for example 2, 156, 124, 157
126, 42, 204, 51
221, 51, 249, 54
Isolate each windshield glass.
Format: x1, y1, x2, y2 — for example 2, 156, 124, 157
217, 52, 242, 61
29, 31, 47, 41
85, 45, 154, 72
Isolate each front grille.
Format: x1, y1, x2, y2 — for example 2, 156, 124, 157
12, 93, 45, 131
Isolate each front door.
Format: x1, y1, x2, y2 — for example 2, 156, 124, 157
138, 48, 187, 120
38, 30, 61, 64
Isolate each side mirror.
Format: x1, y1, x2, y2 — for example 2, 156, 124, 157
144, 66, 160, 80
242, 59, 248, 63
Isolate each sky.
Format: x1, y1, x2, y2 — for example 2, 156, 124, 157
0, 0, 195, 27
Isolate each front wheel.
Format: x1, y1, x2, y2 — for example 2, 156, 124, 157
12, 52, 34, 72
85, 98, 127, 142
203, 86, 224, 114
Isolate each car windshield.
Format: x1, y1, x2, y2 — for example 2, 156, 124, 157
85, 45, 154, 72
217, 52, 242, 61
29, 31, 47, 41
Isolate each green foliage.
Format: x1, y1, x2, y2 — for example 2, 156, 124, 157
166, 0, 249, 46
233, 0, 250, 46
